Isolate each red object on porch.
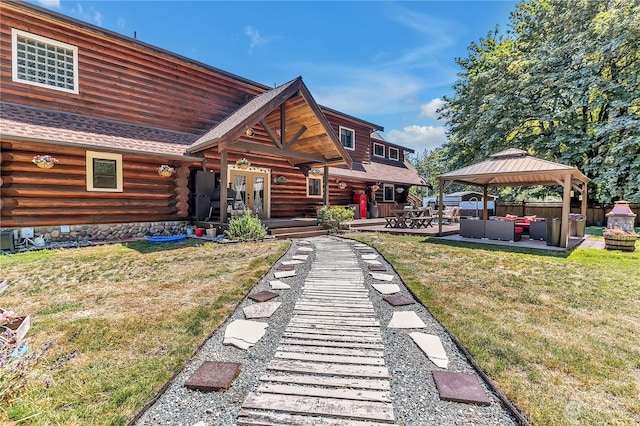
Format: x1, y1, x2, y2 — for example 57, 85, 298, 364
354, 193, 367, 219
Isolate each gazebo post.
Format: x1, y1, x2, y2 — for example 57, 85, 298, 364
580, 182, 588, 217
438, 179, 445, 236
482, 185, 489, 220
560, 173, 572, 248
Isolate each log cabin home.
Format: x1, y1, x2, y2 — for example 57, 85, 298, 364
0, 0, 425, 243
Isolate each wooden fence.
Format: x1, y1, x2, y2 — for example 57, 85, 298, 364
496, 202, 640, 227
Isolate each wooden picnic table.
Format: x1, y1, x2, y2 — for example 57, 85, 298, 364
385, 209, 433, 229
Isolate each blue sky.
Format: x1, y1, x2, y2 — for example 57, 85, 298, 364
29, 0, 517, 156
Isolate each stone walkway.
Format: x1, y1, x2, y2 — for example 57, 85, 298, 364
134, 236, 521, 426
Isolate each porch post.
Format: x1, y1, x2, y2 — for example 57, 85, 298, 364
560, 173, 572, 248
219, 149, 228, 223
323, 165, 329, 206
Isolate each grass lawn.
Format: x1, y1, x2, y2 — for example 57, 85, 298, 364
0, 239, 289, 425
345, 232, 640, 426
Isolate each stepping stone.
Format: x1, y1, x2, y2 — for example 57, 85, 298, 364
274, 270, 296, 279
383, 294, 415, 306
269, 280, 290, 290
432, 371, 491, 406
276, 264, 295, 271
357, 248, 375, 253
371, 284, 401, 295
184, 361, 241, 391
370, 273, 394, 281
292, 254, 309, 260
297, 247, 314, 252
281, 260, 303, 265
243, 302, 282, 319
224, 320, 269, 350
388, 311, 427, 329
368, 264, 387, 272
249, 290, 279, 302
297, 240, 311, 245
361, 254, 378, 260
410, 332, 449, 368
365, 260, 382, 265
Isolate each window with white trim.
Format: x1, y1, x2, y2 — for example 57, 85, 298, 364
86, 151, 123, 192
339, 126, 355, 150
306, 175, 323, 198
373, 143, 385, 158
389, 147, 400, 161
12, 29, 79, 94
383, 184, 395, 202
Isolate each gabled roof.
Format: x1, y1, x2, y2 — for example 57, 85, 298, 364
187, 77, 352, 168
439, 148, 590, 187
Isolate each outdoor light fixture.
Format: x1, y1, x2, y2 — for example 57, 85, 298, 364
245, 128, 255, 137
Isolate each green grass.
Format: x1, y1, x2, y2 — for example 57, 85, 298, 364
345, 232, 640, 426
0, 239, 289, 425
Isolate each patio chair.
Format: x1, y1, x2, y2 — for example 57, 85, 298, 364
442, 207, 461, 224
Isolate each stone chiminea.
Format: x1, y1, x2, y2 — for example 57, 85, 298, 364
605, 201, 637, 232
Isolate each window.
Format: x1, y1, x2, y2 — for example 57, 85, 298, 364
373, 143, 385, 158
307, 176, 323, 198
383, 184, 395, 202
339, 126, 355, 150
389, 147, 400, 161
12, 29, 78, 94
86, 151, 123, 192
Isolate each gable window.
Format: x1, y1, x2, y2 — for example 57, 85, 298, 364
307, 175, 323, 198
339, 127, 355, 150
383, 184, 395, 202
389, 147, 400, 161
86, 151, 123, 192
373, 143, 385, 158
12, 29, 79, 94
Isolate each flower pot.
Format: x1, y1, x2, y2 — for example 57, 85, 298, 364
238, 164, 249, 170
604, 235, 637, 252
159, 170, 173, 177
195, 228, 205, 237
206, 228, 216, 238
36, 162, 54, 169
186, 228, 194, 236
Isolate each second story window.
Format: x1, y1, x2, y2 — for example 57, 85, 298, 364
12, 29, 79, 94
373, 143, 385, 158
389, 147, 400, 161
339, 127, 355, 150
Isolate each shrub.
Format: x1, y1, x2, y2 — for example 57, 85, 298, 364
224, 209, 268, 241
319, 206, 355, 233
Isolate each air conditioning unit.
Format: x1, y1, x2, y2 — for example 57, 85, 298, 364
1, 230, 15, 253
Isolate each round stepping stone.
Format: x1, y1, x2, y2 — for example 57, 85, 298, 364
249, 290, 279, 302
184, 361, 241, 391
432, 371, 491, 406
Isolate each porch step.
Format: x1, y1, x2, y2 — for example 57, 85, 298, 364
350, 218, 387, 228
269, 226, 328, 240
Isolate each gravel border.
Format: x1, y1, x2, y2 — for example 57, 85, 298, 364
131, 236, 527, 426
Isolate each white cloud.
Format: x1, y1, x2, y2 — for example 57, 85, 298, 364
35, 0, 60, 8
420, 98, 446, 121
245, 26, 268, 52
70, 3, 103, 26
386, 125, 447, 154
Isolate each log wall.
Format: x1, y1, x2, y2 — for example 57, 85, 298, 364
0, 139, 194, 227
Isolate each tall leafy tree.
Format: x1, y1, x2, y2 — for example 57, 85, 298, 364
442, 0, 640, 202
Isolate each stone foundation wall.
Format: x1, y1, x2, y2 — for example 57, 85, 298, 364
10, 221, 189, 243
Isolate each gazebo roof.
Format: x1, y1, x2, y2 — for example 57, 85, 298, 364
439, 149, 589, 187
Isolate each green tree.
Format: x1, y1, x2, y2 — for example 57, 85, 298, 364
442, 0, 640, 202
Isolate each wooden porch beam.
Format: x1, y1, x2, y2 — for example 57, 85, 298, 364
228, 141, 328, 163
285, 125, 307, 148
323, 165, 329, 206
219, 149, 228, 223
260, 119, 282, 149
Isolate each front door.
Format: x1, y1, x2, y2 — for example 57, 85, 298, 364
229, 167, 270, 219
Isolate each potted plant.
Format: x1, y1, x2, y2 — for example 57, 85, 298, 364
236, 158, 251, 169
32, 154, 58, 169
158, 164, 175, 177
206, 224, 216, 238
185, 225, 196, 236
603, 227, 637, 252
